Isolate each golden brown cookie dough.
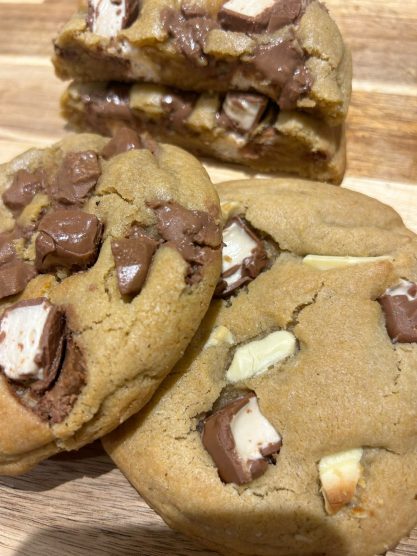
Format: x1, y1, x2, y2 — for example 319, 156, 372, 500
104, 178, 417, 556
53, 0, 352, 126
0, 131, 222, 475
62, 81, 346, 184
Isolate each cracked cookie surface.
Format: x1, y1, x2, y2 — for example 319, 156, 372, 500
0, 131, 222, 475
104, 178, 417, 556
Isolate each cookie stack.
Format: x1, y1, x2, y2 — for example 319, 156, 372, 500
53, 0, 351, 184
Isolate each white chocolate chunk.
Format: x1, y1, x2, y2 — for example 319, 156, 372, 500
130, 83, 165, 116
226, 330, 296, 383
303, 255, 393, 271
231, 396, 281, 462
384, 279, 417, 301
319, 449, 363, 515
221, 0, 276, 20
223, 93, 266, 132
205, 326, 235, 349
0, 301, 51, 381
90, 0, 126, 37
222, 220, 257, 287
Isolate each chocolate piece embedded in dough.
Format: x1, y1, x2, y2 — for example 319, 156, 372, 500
101, 126, 142, 159
2, 169, 46, 215
218, 0, 276, 33
216, 217, 268, 298
379, 280, 417, 343
161, 91, 196, 129
220, 92, 268, 133
87, 0, 139, 37
35, 209, 103, 272
111, 230, 158, 295
52, 151, 101, 206
0, 260, 37, 301
202, 391, 282, 484
151, 200, 221, 284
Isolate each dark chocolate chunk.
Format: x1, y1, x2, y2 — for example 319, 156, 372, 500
0, 260, 37, 300
251, 40, 312, 109
151, 201, 221, 285
379, 280, 417, 343
2, 169, 45, 215
35, 209, 103, 272
161, 91, 196, 129
162, 8, 219, 65
215, 216, 268, 298
101, 127, 142, 159
111, 231, 158, 295
87, 0, 139, 36
51, 151, 101, 206
202, 391, 281, 484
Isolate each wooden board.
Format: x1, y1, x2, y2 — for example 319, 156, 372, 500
0, 0, 416, 554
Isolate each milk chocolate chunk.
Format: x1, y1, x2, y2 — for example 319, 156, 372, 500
221, 93, 268, 133
0, 260, 37, 300
101, 127, 142, 159
85, 83, 132, 121
267, 0, 303, 32
161, 92, 196, 129
0, 298, 65, 390
216, 217, 268, 298
252, 41, 312, 109
162, 8, 218, 65
111, 232, 158, 296
202, 391, 282, 485
0, 230, 19, 266
52, 151, 101, 206
151, 201, 221, 284
379, 280, 417, 343
218, 0, 276, 33
35, 209, 103, 272
2, 169, 45, 215
87, 0, 139, 37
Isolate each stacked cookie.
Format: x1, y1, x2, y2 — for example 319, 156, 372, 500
53, 0, 352, 183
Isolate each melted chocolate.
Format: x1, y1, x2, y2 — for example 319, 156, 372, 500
2, 169, 46, 215
51, 151, 101, 206
101, 126, 143, 159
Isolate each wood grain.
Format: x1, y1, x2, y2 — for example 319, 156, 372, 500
0, 1, 416, 555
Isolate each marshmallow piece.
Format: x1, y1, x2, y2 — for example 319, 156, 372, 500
223, 93, 268, 132
88, 0, 138, 37
226, 330, 296, 383
303, 255, 393, 271
231, 395, 281, 462
205, 325, 235, 348
319, 448, 363, 515
0, 300, 52, 381
219, 0, 276, 32
222, 219, 258, 287
384, 279, 417, 301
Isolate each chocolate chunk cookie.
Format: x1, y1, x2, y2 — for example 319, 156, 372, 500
104, 178, 417, 556
0, 131, 222, 475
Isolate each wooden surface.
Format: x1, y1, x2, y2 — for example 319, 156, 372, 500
0, 0, 417, 554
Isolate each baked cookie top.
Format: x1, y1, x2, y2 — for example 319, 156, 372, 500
0, 130, 222, 475
104, 178, 417, 556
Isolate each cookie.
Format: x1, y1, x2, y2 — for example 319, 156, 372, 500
0, 129, 222, 475
104, 178, 417, 556
62, 81, 346, 184
53, 0, 352, 126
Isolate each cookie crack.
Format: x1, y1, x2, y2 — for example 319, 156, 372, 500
287, 281, 325, 329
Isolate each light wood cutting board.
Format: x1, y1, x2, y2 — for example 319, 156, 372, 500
0, 1, 416, 554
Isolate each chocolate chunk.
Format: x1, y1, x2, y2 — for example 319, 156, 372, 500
85, 83, 132, 122
151, 201, 221, 285
34, 336, 86, 424
87, 0, 139, 37
0, 230, 19, 266
111, 232, 158, 296
51, 151, 101, 206
379, 280, 417, 343
101, 127, 142, 159
35, 209, 103, 272
161, 91, 196, 129
0, 298, 64, 389
215, 217, 268, 298
267, 0, 303, 32
218, 0, 276, 33
251, 40, 312, 109
220, 92, 268, 133
162, 8, 218, 65
2, 169, 45, 215
0, 260, 37, 301
202, 391, 281, 484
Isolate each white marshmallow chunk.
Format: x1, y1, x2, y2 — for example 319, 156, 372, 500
221, 0, 276, 20
222, 221, 257, 287
223, 93, 266, 132
226, 330, 297, 383
0, 301, 51, 381
384, 279, 417, 300
91, 0, 126, 37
